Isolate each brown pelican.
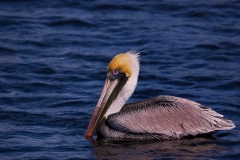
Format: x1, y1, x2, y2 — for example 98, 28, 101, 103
85, 51, 235, 140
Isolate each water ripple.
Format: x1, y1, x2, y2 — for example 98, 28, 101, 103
0, 0, 239, 159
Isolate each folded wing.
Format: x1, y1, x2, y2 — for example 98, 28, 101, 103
107, 95, 235, 138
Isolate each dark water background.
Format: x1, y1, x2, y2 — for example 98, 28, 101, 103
0, 0, 240, 159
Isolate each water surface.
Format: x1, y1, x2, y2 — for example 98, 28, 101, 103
0, 0, 239, 159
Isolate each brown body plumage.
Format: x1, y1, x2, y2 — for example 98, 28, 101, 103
97, 95, 234, 140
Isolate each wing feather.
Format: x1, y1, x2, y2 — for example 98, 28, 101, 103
107, 95, 235, 138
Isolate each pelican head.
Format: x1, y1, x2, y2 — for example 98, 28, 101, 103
85, 51, 140, 138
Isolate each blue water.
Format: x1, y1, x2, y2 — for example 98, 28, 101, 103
0, 0, 239, 159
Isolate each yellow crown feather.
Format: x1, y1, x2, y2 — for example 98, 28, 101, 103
107, 53, 132, 77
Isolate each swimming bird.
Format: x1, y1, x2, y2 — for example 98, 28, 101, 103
85, 51, 235, 140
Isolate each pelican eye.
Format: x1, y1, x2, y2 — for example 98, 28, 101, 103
109, 68, 120, 81
112, 68, 119, 75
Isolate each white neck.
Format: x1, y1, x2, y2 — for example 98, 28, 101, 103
104, 52, 140, 117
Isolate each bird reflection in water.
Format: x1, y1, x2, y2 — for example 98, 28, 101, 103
91, 135, 229, 160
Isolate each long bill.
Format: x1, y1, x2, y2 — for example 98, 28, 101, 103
85, 76, 128, 138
